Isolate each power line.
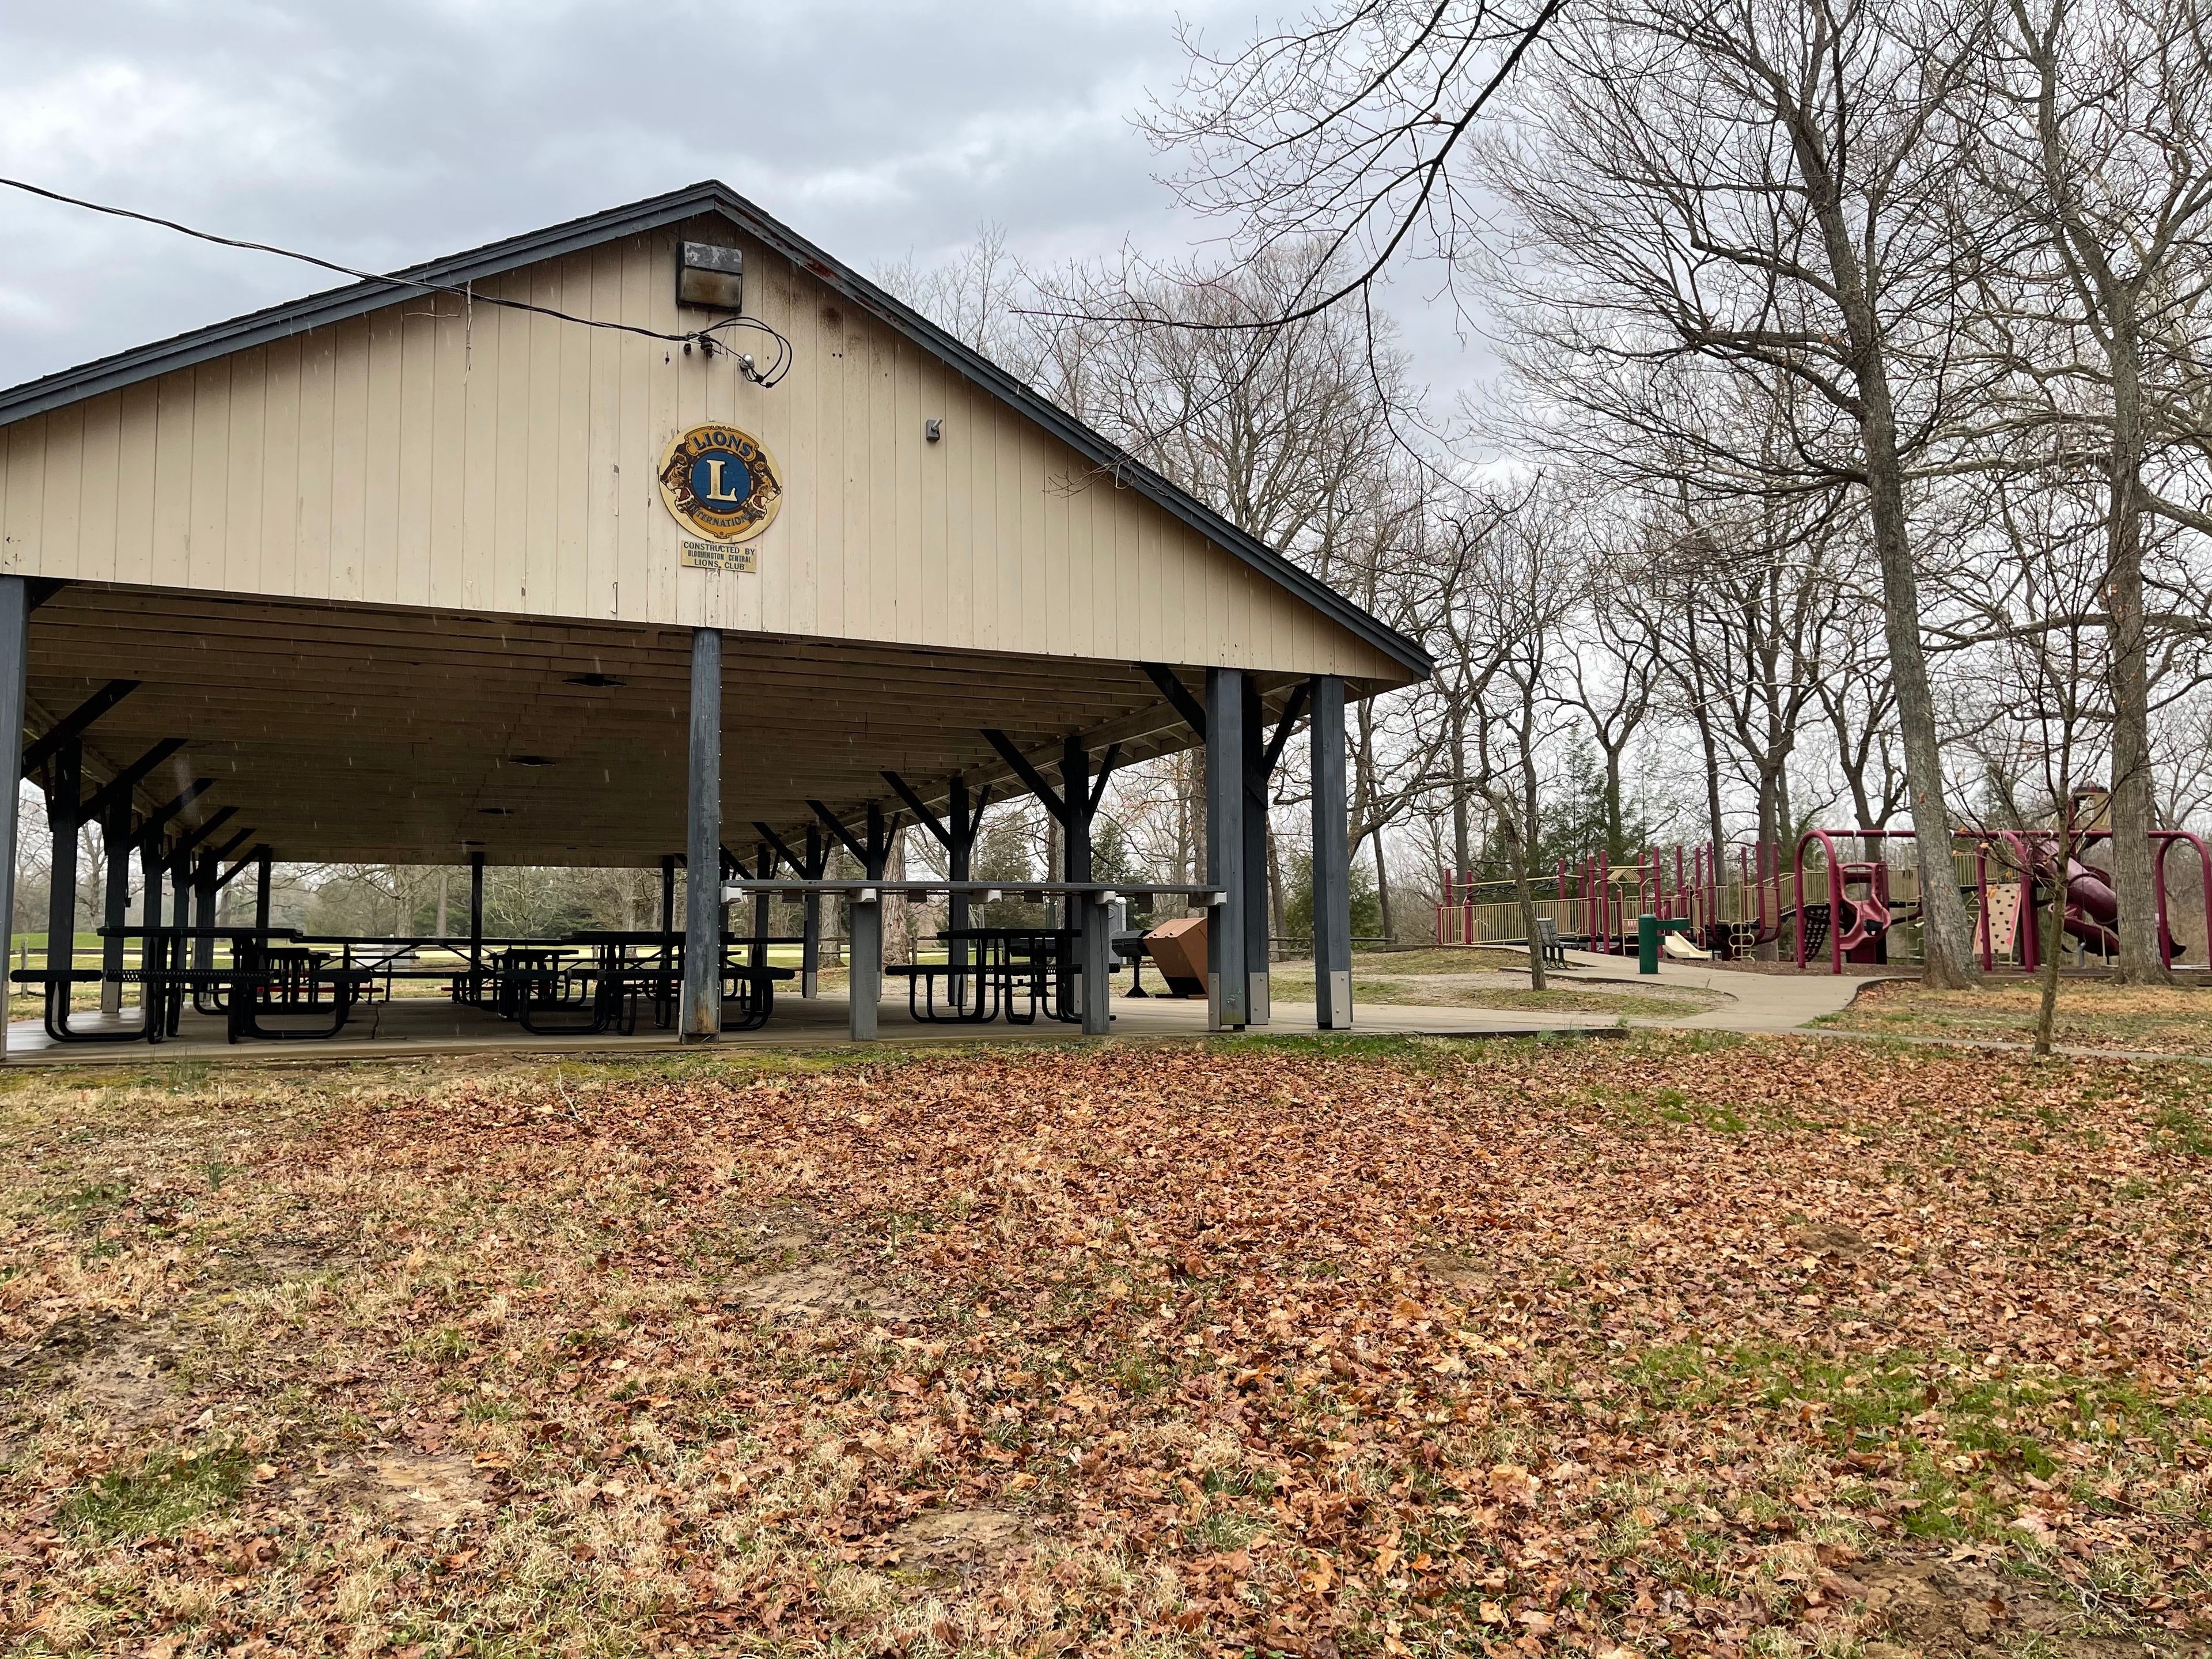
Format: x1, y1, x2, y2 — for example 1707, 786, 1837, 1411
0, 175, 792, 385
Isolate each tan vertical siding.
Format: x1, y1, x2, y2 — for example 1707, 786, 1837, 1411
0, 218, 1405, 680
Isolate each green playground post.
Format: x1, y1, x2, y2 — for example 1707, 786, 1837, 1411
1639, 914, 1696, 974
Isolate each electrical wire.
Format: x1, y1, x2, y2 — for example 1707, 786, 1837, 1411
0, 174, 792, 385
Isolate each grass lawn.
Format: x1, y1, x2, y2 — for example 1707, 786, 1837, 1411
1342, 949, 1533, 976
1816, 978, 2212, 1055
3, 1034, 2208, 1656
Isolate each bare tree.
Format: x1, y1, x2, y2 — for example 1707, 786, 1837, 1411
1563, 550, 1660, 861
1480, 0, 1990, 985
1427, 483, 1583, 984
1810, 574, 1906, 854
1964, 0, 2212, 981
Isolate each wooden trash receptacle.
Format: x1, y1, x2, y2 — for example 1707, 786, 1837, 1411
1144, 916, 1209, 998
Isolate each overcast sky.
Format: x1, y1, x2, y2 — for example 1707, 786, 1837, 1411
0, 0, 1491, 407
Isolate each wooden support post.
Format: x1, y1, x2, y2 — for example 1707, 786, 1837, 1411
468, 852, 485, 972
947, 777, 978, 999
1060, 736, 1091, 1023
254, 847, 272, 933
885, 769, 990, 1007
802, 827, 823, 998
847, 889, 880, 1040
137, 839, 162, 1001
192, 854, 217, 969
682, 628, 723, 1042
1241, 677, 1271, 1025
46, 740, 81, 1025
0, 577, 22, 1053
1079, 888, 1112, 1035
100, 798, 128, 1016
1206, 669, 1247, 1031
752, 843, 772, 969
1310, 675, 1353, 1029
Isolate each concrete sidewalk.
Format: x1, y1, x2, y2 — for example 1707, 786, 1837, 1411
1546, 948, 1885, 1033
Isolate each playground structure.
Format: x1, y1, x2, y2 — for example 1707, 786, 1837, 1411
1435, 804, 2212, 974
1437, 842, 1808, 962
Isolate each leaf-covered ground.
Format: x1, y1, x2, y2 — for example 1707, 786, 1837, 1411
2, 1033, 2209, 1658
1816, 980, 2212, 1055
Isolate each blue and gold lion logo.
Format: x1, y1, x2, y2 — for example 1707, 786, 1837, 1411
658, 425, 783, 543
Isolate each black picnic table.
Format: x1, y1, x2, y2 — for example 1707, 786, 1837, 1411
12, 926, 379, 1045
889, 927, 1101, 1025
554, 931, 798, 1035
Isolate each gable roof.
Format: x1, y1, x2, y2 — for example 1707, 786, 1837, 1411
0, 180, 1430, 679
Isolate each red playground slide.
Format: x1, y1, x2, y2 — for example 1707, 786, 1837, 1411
2059, 857, 2123, 956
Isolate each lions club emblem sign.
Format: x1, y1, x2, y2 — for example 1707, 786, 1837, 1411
658, 425, 782, 570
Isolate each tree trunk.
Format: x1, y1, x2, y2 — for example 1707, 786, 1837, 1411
2035, 809, 2072, 1058
1266, 823, 1286, 957
1450, 703, 1472, 878
1800, 179, 1976, 987
884, 830, 912, 966
1603, 743, 1626, 861
1693, 699, 1728, 859
1372, 835, 1393, 944
1502, 810, 1547, 992
2104, 304, 2164, 983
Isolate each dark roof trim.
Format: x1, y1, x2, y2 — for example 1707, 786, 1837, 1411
0, 181, 1432, 678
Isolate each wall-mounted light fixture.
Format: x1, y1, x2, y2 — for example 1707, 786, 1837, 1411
677, 243, 745, 312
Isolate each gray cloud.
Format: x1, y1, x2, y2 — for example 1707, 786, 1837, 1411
0, 0, 1249, 386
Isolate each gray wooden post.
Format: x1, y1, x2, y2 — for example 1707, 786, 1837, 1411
138, 839, 162, 1000
1205, 668, 1247, 1030
192, 854, 217, 969
1079, 889, 1112, 1034
682, 628, 723, 1041
946, 775, 973, 987
0, 578, 24, 1052
254, 847, 272, 933
1060, 736, 1091, 1022
1310, 675, 1354, 1029
46, 740, 81, 1022
468, 851, 485, 970
168, 850, 190, 933
751, 843, 772, 969
847, 890, 880, 1040
100, 798, 129, 1015
801, 826, 823, 998
1241, 677, 1272, 1025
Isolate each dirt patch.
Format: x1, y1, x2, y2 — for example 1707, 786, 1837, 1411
1418, 1253, 1491, 1293
732, 1209, 817, 1264
252, 1234, 346, 1277
1791, 1220, 1872, 1262
734, 1261, 914, 1321
1855, 1556, 2152, 1659
357, 1449, 494, 1537
877, 1507, 1028, 1571
0, 1310, 116, 1378
68, 1324, 184, 1426
2, 1313, 185, 1429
